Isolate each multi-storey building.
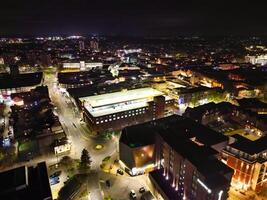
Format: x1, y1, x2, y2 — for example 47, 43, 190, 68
80, 87, 174, 132
222, 136, 267, 192
119, 116, 233, 200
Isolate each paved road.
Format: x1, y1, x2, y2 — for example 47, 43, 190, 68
99, 171, 148, 200
44, 71, 118, 199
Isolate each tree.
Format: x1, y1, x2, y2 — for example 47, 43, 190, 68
80, 148, 92, 168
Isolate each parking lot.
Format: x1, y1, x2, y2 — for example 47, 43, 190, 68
49, 165, 68, 200
99, 171, 149, 200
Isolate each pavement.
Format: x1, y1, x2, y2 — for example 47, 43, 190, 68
99, 171, 149, 200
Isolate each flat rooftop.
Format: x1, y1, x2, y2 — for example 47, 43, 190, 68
80, 87, 171, 117
80, 87, 163, 107
0, 72, 43, 89
0, 166, 27, 194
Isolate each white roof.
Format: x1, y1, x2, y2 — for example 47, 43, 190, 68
79, 87, 164, 108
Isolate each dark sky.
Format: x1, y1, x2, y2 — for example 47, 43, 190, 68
1, 0, 267, 36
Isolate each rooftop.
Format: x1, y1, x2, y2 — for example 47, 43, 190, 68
229, 135, 267, 155
121, 115, 228, 149
80, 87, 168, 117
0, 166, 27, 195
120, 122, 157, 148
80, 87, 163, 107
0, 72, 43, 89
0, 162, 52, 200
237, 98, 267, 109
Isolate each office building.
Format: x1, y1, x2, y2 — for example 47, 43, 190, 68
80, 87, 174, 132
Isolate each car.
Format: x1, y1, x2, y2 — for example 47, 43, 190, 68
50, 176, 60, 185
50, 170, 61, 178
129, 190, 137, 199
117, 168, 124, 175
139, 187, 146, 193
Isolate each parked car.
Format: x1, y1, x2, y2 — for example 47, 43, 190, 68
50, 170, 61, 178
49, 176, 60, 185
139, 187, 146, 193
117, 168, 124, 175
129, 190, 137, 199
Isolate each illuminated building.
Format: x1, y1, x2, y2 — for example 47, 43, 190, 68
62, 61, 103, 70
222, 136, 267, 192
80, 87, 174, 132
119, 122, 157, 176
170, 86, 225, 108
246, 55, 267, 66
54, 138, 72, 155
119, 116, 232, 200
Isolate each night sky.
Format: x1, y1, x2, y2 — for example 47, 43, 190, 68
1, 0, 267, 36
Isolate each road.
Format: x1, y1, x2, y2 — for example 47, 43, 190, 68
99, 171, 148, 200
2, 69, 155, 200
44, 71, 118, 199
